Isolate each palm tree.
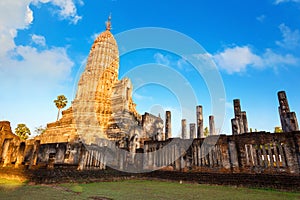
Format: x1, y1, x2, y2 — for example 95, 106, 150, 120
54, 95, 68, 121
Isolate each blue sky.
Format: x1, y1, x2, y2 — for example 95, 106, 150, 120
1, 0, 300, 137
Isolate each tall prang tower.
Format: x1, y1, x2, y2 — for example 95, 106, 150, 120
74, 15, 119, 133
37, 16, 148, 145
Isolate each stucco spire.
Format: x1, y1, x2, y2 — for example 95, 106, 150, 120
106, 13, 112, 31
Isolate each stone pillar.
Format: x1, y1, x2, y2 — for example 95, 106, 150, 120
273, 143, 280, 168
2, 139, 11, 167
238, 117, 245, 135
283, 143, 299, 174
102, 148, 107, 170
15, 142, 26, 167
219, 142, 231, 170
201, 142, 206, 166
278, 91, 299, 132
180, 146, 186, 170
278, 144, 286, 167
245, 144, 250, 166
193, 145, 197, 166
181, 119, 187, 139
250, 144, 256, 166
147, 148, 154, 169
234, 99, 241, 116
165, 111, 172, 140
77, 144, 87, 170
233, 99, 241, 135
168, 145, 172, 166
143, 145, 148, 170
231, 99, 249, 135
231, 118, 240, 136
29, 140, 40, 169
209, 150, 213, 167
174, 145, 181, 170
171, 145, 175, 168
196, 105, 204, 138
96, 151, 101, 167
190, 123, 196, 139
241, 111, 248, 133
261, 145, 268, 167
267, 144, 274, 169
257, 147, 262, 167
197, 144, 201, 166
228, 141, 239, 171
3, 139, 12, 167
209, 115, 215, 136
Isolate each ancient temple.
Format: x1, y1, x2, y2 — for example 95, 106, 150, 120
36, 16, 163, 146
1, 16, 299, 176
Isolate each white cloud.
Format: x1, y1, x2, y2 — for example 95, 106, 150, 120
262, 48, 298, 66
256, 15, 266, 23
213, 46, 299, 74
274, 0, 300, 4
0, 0, 74, 80
76, 0, 84, 6
213, 24, 300, 74
0, 45, 74, 133
213, 46, 263, 74
0, 1, 33, 56
154, 53, 194, 72
177, 58, 192, 71
0, 45, 73, 89
33, 0, 82, 24
0, 0, 82, 56
0, 0, 76, 132
154, 53, 171, 66
31, 34, 46, 46
25, 5, 34, 25
276, 23, 300, 50
133, 93, 153, 101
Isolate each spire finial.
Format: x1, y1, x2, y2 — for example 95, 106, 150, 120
106, 13, 112, 31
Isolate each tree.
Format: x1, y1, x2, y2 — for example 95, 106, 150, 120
54, 95, 68, 121
15, 124, 31, 140
274, 126, 283, 133
204, 127, 209, 137
35, 125, 46, 135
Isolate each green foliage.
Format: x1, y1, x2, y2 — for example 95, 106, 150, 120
15, 124, 31, 140
204, 127, 209, 137
274, 126, 283, 133
54, 95, 68, 121
34, 125, 46, 135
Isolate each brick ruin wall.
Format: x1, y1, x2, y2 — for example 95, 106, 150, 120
1, 119, 299, 175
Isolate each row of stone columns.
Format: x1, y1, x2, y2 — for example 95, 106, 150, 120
244, 143, 288, 169
143, 143, 183, 170
191, 143, 222, 168
181, 105, 217, 139
229, 91, 299, 135
78, 147, 106, 170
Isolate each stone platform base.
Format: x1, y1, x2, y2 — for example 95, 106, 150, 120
0, 166, 299, 191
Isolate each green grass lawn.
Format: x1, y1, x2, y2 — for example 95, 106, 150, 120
0, 178, 299, 200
